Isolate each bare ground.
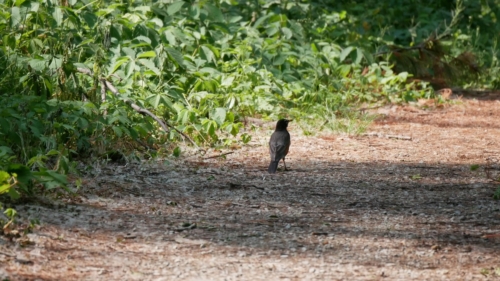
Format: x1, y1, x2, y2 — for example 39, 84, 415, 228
2, 94, 500, 281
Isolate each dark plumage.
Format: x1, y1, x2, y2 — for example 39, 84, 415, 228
268, 119, 291, 173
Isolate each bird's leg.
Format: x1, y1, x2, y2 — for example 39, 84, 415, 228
283, 158, 288, 171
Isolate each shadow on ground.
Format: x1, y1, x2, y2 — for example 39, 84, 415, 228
12, 160, 500, 257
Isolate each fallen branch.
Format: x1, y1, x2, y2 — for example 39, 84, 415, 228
203, 152, 234, 159
363, 132, 412, 140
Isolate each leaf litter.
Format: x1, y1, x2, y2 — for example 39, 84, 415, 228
2, 94, 500, 280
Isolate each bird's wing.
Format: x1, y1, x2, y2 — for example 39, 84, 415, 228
269, 131, 289, 161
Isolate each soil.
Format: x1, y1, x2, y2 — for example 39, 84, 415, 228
2, 92, 500, 281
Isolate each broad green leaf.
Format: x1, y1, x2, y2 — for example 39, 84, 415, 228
201, 46, 215, 63
3, 35, 16, 49
125, 60, 136, 78
8, 188, 20, 200
132, 36, 152, 45
204, 4, 224, 22
253, 13, 273, 29
221, 76, 234, 87
29, 125, 41, 137
138, 59, 160, 75
163, 30, 177, 46
10, 7, 21, 27
128, 128, 139, 140
137, 51, 156, 59
266, 25, 279, 36
273, 54, 286, 66
355, 47, 363, 64
82, 11, 98, 28
289, 20, 304, 39
110, 57, 130, 74
212, 108, 226, 126
167, 1, 185, 15
52, 7, 63, 26
28, 59, 47, 72
189, 4, 200, 19
33, 169, 68, 190
151, 5, 168, 17
338, 64, 351, 77
166, 47, 184, 67
49, 57, 63, 69
147, 94, 162, 108
0, 183, 10, 194
281, 27, 293, 39
112, 126, 123, 137
340, 47, 354, 62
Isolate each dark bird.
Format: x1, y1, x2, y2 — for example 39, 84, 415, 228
268, 119, 291, 173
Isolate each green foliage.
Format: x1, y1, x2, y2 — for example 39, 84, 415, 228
0, 0, 498, 185
0, 0, 439, 145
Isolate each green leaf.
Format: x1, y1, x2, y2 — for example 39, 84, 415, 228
138, 59, 160, 75
112, 126, 123, 137
163, 30, 177, 46
28, 59, 47, 72
212, 108, 226, 126
340, 47, 354, 62
0, 183, 10, 194
166, 47, 185, 67
8, 188, 20, 200
221, 76, 234, 87
355, 47, 364, 64
125, 60, 136, 78
10, 7, 21, 27
167, 1, 185, 15
281, 27, 293, 39
172, 146, 181, 157
137, 51, 156, 59
204, 4, 224, 22
3, 35, 16, 49
33, 169, 68, 191
110, 57, 130, 74
52, 7, 63, 26
189, 5, 200, 19
337, 64, 351, 77
82, 12, 98, 29
147, 94, 162, 108
201, 46, 215, 64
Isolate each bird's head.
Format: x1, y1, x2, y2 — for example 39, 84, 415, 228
276, 119, 292, 130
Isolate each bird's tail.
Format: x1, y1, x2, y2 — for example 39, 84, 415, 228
268, 161, 280, 173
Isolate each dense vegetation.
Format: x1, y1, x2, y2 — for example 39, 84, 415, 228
1, 0, 500, 211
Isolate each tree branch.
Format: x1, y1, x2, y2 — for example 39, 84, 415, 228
76, 67, 200, 149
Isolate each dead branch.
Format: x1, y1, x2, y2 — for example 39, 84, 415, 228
203, 152, 234, 159
363, 132, 412, 140
76, 67, 200, 149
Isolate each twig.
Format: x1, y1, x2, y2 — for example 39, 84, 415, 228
363, 132, 412, 140
100, 79, 107, 116
0, 250, 16, 257
203, 152, 234, 159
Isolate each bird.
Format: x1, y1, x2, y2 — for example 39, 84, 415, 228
268, 119, 291, 173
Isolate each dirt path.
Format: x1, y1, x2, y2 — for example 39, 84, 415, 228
2, 96, 500, 280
